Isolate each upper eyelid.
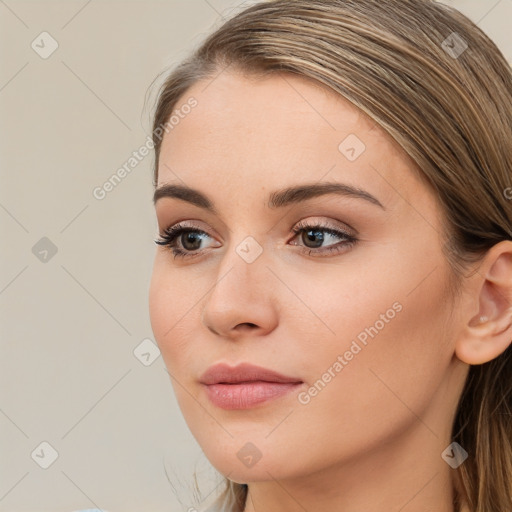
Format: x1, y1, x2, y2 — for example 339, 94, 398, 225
156, 222, 353, 254
154, 191, 377, 234
160, 218, 355, 240
294, 217, 357, 234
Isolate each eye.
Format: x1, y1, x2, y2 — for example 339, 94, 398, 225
289, 219, 358, 257
154, 219, 358, 260
154, 222, 217, 260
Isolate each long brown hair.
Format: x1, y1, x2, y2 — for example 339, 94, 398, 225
150, 1, 512, 510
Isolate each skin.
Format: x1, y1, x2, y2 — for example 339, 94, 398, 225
149, 70, 512, 512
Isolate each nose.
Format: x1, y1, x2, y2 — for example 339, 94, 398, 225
201, 243, 279, 340
205, 321, 259, 336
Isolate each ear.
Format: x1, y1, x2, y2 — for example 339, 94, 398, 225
455, 240, 512, 365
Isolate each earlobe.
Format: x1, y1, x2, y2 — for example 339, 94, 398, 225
454, 241, 512, 366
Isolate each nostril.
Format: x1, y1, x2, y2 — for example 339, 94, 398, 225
237, 322, 258, 330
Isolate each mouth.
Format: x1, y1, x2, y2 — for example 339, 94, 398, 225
200, 362, 304, 410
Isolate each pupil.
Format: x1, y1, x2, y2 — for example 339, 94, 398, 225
304, 229, 324, 248
183, 232, 202, 251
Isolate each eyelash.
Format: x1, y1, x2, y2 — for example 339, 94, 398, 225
154, 220, 358, 260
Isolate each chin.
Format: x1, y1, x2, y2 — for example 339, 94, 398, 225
200, 442, 289, 483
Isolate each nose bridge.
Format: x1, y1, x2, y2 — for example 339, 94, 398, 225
201, 232, 277, 335
212, 232, 268, 303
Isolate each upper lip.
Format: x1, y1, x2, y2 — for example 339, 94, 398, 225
200, 362, 303, 385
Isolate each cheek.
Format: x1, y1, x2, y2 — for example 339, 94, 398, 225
288, 250, 455, 444
148, 260, 196, 369
148, 263, 169, 345
291, 239, 449, 373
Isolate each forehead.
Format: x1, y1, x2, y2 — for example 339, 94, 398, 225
162, 70, 372, 151
157, 70, 423, 207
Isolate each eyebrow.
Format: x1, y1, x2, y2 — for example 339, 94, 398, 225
153, 181, 385, 212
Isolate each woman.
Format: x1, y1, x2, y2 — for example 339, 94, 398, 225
148, 1, 512, 511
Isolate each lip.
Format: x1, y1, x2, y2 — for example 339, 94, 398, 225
200, 363, 303, 410
200, 362, 302, 385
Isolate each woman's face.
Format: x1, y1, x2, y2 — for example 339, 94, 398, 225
149, 70, 468, 484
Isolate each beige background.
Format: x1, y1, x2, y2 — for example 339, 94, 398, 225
0, 1, 510, 511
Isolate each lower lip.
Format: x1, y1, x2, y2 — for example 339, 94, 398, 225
203, 381, 303, 410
